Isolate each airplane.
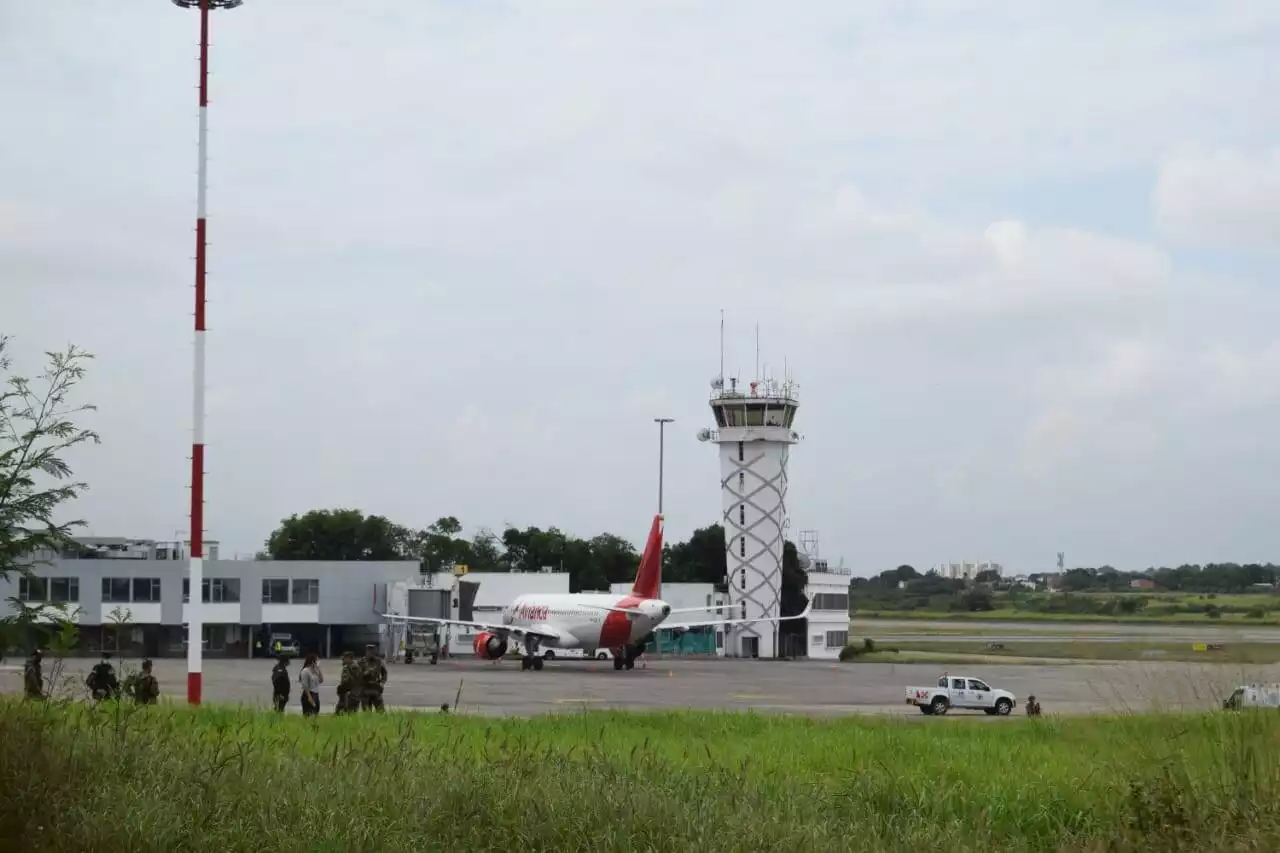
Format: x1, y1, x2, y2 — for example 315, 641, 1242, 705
380, 513, 812, 672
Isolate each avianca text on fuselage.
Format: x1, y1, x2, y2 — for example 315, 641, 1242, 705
509, 603, 551, 622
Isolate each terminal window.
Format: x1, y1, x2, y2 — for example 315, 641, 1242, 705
184, 578, 240, 603
50, 578, 80, 604
18, 577, 48, 602
811, 593, 849, 612
101, 578, 132, 603
825, 630, 848, 649
262, 579, 289, 604
132, 578, 161, 603
291, 579, 320, 605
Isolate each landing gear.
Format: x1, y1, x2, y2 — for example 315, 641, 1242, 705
611, 645, 639, 671
521, 637, 545, 672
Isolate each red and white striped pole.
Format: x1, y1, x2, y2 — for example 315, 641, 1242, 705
174, 0, 242, 706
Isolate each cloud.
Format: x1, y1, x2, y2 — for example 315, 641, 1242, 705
1154, 146, 1280, 248
2, 1, 1279, 574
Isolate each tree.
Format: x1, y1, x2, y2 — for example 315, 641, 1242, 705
468, 527, 504, 572
416, 516, 473, 572
264, 509, 411, 560
664, 524, 727, 584
0, 336, 100, 654
779, 539, 809, 653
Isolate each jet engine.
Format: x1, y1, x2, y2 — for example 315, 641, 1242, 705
473, 631, 508, 660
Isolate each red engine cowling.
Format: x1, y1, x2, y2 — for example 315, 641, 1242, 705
473, 631, 508, 660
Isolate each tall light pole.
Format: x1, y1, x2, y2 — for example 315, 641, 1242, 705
654, 418, 673, 515
654, 417, 673, 603
173, 0, 243, 706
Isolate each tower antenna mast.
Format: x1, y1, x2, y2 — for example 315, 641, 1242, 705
719, 309, 725, 385
172, 0, 244, 706
755, 323, 760, 382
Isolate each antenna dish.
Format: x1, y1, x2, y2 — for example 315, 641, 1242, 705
696, 428, 712, 442
711, 376, 724, 390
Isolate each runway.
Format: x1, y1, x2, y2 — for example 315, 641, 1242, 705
850, 618, 1280, 644
7, 655, 1277, 718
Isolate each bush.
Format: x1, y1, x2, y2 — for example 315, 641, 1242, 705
838, 644, 863, 662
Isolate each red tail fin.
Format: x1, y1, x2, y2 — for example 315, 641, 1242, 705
630, 514, 664, 599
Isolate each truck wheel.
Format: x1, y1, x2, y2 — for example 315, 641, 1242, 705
995, 698, 1013, 716
543, 650, 555, 660
429, 655, 438, 665
930, 696, 949, 716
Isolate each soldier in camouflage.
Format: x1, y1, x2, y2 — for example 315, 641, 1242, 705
335, 651, 359, 714
358, 644, 387, 712
270, 656, 290, 712
128, 659, 160, 705
23, 649, 44, 700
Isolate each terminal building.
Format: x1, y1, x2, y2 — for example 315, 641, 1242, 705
0, 536, 569, 659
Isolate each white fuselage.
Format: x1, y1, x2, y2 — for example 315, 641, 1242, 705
500, 593, 671, 650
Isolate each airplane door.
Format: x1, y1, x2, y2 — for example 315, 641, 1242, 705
743, 636, 759, 659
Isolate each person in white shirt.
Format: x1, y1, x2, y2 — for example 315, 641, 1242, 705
299, 653, 323, 716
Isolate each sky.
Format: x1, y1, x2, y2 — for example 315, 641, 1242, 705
2, 1, 1278, 574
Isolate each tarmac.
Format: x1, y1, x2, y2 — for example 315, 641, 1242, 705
6, 654, 1278, 718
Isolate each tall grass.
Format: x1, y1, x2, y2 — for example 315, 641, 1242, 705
3, 700, 1279, 852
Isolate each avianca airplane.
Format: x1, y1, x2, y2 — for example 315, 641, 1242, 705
382, 514, 811, 671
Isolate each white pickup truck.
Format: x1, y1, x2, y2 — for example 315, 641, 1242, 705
905, 674, 1016, 716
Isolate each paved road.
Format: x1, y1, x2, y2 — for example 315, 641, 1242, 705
6, 655, 1276, 718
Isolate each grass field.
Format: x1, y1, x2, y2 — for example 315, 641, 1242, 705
4, 701, 1280, 852
877, 640, 1280, 665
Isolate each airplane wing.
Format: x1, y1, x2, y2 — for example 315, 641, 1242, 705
583, 604, 726, 617
664, 603, 813, 631
379, 612, 563, 642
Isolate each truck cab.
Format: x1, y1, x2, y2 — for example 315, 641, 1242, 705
906, 674, 1017, 716
1223, 683, 1280, 710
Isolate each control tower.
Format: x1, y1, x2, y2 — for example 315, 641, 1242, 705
698, 365, 801, 659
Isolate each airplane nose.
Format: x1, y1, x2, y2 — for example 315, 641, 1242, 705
661, 605, 670, 617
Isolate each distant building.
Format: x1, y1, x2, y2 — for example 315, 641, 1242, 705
1130, 578, 1156, 590
935, 560, 1003, 581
